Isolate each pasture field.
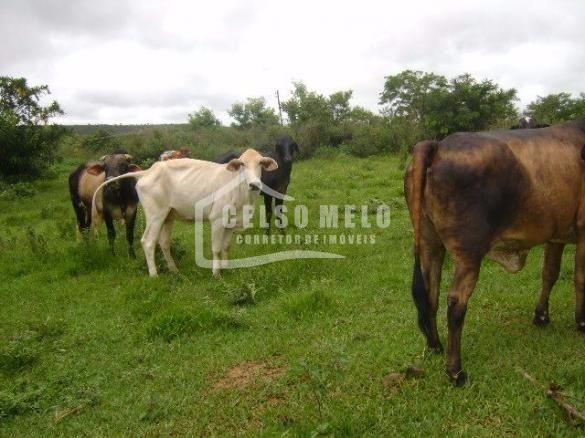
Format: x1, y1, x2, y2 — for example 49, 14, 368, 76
0, 153, 583, 436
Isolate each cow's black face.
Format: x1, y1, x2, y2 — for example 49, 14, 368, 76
275, 136, 299, 163
103, 154, 133, 180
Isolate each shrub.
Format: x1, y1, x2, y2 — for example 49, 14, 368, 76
293, 121, 332, 158
0, 343, 39, 374
81, 129, 120, 153
227, 282, 260, 306
347, 124, 392, 157
12, 182, 38, 198
0, 182, 37, 201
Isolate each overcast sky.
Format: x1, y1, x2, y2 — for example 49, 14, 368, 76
1, 0, 583, 124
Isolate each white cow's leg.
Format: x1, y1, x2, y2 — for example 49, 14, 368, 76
211, 220, 224, 278
141, 212, 168, 277
158, 219, 178, 273
221, 228, 234, 269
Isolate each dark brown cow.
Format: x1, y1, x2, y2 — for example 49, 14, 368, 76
404, 119, 585, 386
69, 154, 140, 256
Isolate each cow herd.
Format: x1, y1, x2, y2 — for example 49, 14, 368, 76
69, 136, 299, 277
69, 120, 585, 385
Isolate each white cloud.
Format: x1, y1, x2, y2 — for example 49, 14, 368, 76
1, 0, 583, 124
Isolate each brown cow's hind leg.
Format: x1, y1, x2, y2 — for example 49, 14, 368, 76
575, 238, 585, 332
534, 242, 564, 326
418, 236, 445, 352
445, 258, 480, 386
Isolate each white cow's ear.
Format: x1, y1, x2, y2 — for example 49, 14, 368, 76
226, 159, 244, 172
260, 157, 278, 172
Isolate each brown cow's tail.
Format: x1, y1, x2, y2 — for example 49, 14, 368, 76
408, 140, 438, 339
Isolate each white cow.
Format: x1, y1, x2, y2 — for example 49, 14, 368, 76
92, 149, 278, 277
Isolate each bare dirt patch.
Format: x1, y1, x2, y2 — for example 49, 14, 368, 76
213, 361, 287, 391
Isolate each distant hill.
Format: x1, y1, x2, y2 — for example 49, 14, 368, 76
65, 124, 188, 136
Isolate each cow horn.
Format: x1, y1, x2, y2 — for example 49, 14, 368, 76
124, 154, 133, 160
99, 155, 108, 161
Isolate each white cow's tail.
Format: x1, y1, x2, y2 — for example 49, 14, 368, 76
91, 170, 147, 219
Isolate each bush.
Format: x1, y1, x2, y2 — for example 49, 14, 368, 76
0, 182, 37, 201
346, 124, 392, 157
293, 121, 332, 158
0, 343, 39, 374
81, 129, 120, 153
70, 119, 428, 164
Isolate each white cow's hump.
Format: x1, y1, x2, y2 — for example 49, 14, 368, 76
160, 158, 224, 170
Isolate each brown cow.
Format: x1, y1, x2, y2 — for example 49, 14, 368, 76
404, 119, 585, 386
69, 154, 140, 256
159, 147, 190, 161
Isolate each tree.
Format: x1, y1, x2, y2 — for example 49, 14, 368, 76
0, 77, 65, 180
348, 106, 381, 124
526, 92, 585, 124
281, 82, 333, 126
228, 97, 279, 129
188, 106, 221, 129
430, 74, 518, 135
328, 90, 353, 123
380, 70, 518, 138
379, 70, 448, 121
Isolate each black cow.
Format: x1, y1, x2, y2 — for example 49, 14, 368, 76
214, 136, 299, 230
69, 153, 140, 256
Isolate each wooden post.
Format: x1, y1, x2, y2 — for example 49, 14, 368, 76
276, 90, 283, 125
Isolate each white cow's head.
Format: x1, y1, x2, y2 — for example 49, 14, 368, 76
226, 148, 278, 193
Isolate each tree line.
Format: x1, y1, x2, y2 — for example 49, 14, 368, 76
1, 72, 585, 180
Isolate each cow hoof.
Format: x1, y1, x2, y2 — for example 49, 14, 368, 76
577, 321, 585, 333
213, 271, 222, 279
446, 369, 467, 387
533, 312, 550, 327
428, 343, 443, 354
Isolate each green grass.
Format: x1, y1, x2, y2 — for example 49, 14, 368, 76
0, 154, 583, 435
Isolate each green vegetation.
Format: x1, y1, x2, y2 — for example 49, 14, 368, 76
1, 153, 583, 435
188, 106, 221, 130
0, 77, 65, 180
380, 70, 519, 138
526, 92, 585, 125
229, 97, 280, 129
5, 72, 584, 184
